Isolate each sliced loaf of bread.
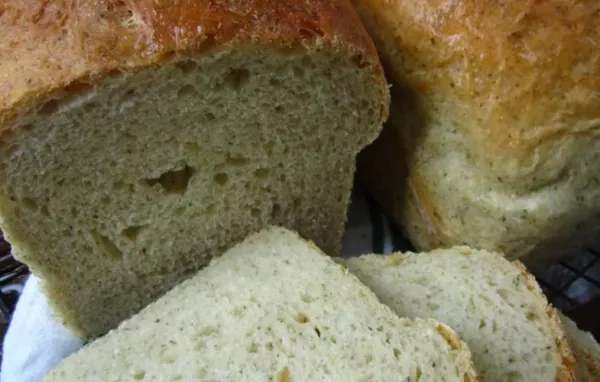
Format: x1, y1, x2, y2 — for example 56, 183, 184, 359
45, 227, 477, 381
340, 247, 575, 381
560, 313, 600, 381
0, 0, 389, 338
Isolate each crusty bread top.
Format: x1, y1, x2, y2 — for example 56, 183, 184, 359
353, 0, 599, 187
0, 0, 386, 132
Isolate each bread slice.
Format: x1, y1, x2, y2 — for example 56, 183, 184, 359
0, 1, 389, 337
352, 0, 600, 262
44, 227, 477, 381
340, 247, 575, 381
559, 313, 600, 381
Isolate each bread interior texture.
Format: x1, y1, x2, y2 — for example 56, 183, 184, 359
0, 45, 382, 337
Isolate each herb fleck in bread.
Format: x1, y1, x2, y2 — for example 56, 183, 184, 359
0, 0, 389, 338
45, 227, 478, 382
341, 247, 575, 381
559, 313, 600, 381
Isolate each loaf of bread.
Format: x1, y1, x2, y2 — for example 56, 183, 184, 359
560, 313, 600, 381
0, 0, 389, 337
353, 0, 600, 262
44, 227, 478, 381
340, 247, 575, 381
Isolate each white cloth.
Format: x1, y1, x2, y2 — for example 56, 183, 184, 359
1, 276, 84, 382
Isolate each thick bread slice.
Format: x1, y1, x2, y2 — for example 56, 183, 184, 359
340, 247, 575, 381
559, 313, 600, 381
0, 0, 389, 337
352, 0, 600, 262
45, 227, 477, 381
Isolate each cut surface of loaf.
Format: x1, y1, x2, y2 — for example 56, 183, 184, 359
559, 313, 600, 381
353, 0, 600, 261
0, 1, 389, 337
341, 247, 575, 381
45, 227, 478, 382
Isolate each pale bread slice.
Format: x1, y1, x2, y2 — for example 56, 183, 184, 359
340, 247, 575, 381
45, 227, 477, 381
559, 313, 600, 381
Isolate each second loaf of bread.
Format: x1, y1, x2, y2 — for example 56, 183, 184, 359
353, 0, 600, 262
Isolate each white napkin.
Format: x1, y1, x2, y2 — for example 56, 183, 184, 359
1, 276, 84, 382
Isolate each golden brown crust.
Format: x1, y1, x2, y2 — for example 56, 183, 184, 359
513, 261, 576, 381
573, 344, 600, 381
0, 0, 383, 131
356, 0, 600, 156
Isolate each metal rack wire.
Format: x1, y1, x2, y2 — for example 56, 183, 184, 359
531, 247, 600, 341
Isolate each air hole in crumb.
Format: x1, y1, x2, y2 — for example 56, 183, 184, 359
301, 294, 312, 303
205, 203, 215, 214
248, 343, 258, 353
365, 354, 373, 364
205, 111, 216, 121
90, 230, 122, 261
177, 84, 196, 98
269, 78, 280, 86
122, 225, 147, 243
416, 367, 422, 381
41, 205, 50, 216
266, 342, 274, 351
275, 105, 284, 113
251, 208, 261, 218
293, 66, 305, 77
271, 204, 282, 219
144, 165, 196, 195
132, 370, 145, 380
526, 311, 537, 321
122, 88, 136, 102
21, 197, 37, 211
330, 336, 337, 344
224, 68, 250, 90
213, 173, 229, 185
120, 9, 137, 28
171, 375, 182, 381
21, 124, 34, 131
295, 313, 309, 324
254, 168, 269, 179
393, 348, 400, 359
39, 99, 59, 115
175, 60, 198, 73
314, 327, 321, 337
